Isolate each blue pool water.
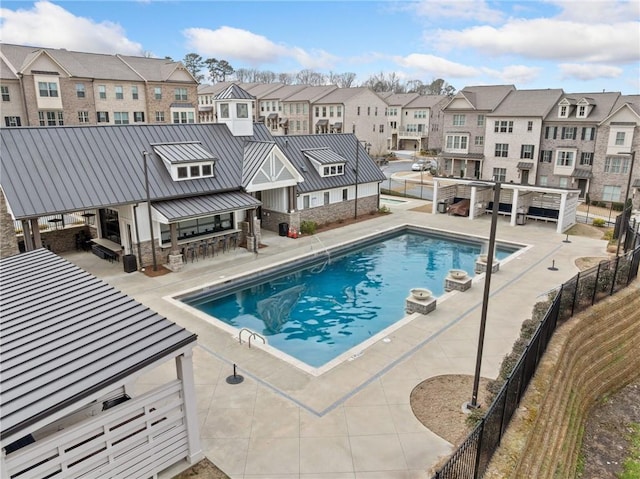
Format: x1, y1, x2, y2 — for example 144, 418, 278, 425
184, 230, 516, 368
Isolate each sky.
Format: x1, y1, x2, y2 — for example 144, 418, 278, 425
1, 0, 639, 94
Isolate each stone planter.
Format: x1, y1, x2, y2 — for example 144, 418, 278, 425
448, 269, 468, 280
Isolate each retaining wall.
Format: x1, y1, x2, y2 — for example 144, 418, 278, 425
484, 281, 640, 479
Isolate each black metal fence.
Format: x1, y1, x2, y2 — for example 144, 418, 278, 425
380, 177, 434, 201
432, 219, 640, 479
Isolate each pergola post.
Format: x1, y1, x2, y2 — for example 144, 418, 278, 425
21, 220, 34, 251
557, 193, 568, 234
30, 218, 42, 248
175, 350, 203, 465
510, 189, 520, 227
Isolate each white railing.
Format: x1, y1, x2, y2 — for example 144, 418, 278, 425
5, 380, 187, 479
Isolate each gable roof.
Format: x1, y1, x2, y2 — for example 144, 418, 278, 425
215, 84, 255, 100
446, 84, 516, 111
282, 85, 338, 103
0, 123, 258, 218
0, 248, 196, 440
152, 142, 217, 164
0, 43, 195, 84
273, 133, 386, 193
544, 92, 621, 122
490, 89, 564, 117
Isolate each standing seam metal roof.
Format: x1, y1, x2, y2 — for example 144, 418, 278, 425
152, 191, 261, 222
0, 249, 196, 440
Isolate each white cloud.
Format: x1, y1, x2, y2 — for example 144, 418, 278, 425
0, 1, 143, 55
408, 0, 505, 24
547, 0, 640, 23
395, 53, 480, 77
559, 63, 624, 80
437, 19, 640, 63
482, 65, 543, 84
183, 26, 336, 69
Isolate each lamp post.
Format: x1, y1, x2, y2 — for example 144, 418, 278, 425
469, 180, 501, 409
355, 134, 360, 219
616, 150, 636, 256
142, 150, 158, 271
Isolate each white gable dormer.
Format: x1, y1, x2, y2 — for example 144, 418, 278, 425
576, 98, 594, 118
243, 142, 303, 192
215, 84, 255, 136
557, 98, 576, 118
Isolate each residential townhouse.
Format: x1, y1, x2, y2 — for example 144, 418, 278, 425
313, 87, 389, 156
380, 92, 419, 151
280, 85, 338, 136
400, 94, 449, 152
590, 95, 640, 209
0, 43, 198, 128
440, 85, 515, 179
483, 89, 564, 184
255, 84, 308, 134
537, 92, 621, 197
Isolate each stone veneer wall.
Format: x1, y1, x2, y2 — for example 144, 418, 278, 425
0, 190, 19, 259
484, 281, 640, 479
261, 196, 378, 233
38, 226, 94, 253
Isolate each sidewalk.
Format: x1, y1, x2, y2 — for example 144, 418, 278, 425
65, 198, 609, 479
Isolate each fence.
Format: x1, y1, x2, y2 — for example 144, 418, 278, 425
432, 219, 640, 479
14, 211, 94, 234
380, 176, 434, 201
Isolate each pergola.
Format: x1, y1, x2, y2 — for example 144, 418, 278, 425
432, 177, 580, 234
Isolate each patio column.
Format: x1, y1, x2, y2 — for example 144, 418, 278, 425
169, 223, 179, 254
175, 350, 204, 464
557, 193, 567, 233
30, 218, 42, 249
432, 180, 439, 215
21, 219, 34, 251
469, 186, 477, 220
288, 186, 297, 213
510, 189, 520, 227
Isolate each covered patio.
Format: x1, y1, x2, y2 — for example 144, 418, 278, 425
432, 177, 580, 233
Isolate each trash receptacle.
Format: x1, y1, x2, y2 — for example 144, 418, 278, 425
123, 254, 137, 273
279, 222, 289, 236
437, 201, 448, 214
516, 210, 527, 225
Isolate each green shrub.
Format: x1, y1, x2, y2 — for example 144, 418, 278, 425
602, 229, 614, 241
378, 205, 390, 214
300, 220, 318, 235
592, 218, 606, 227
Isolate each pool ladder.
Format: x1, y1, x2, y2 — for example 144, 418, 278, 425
238, 328, 266, 348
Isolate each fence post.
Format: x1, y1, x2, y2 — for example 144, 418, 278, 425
403, 180, 407, 197
591, 262, 602, 305
610, 255, 620, 296
473, 419, 485, 479
570, 272, 580, 317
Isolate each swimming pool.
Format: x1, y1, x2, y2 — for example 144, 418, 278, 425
181, 227, 520, 372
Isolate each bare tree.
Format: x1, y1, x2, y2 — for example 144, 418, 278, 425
296, 69, 326, 86
278, 72, 295, 85
362, 72, 405, 93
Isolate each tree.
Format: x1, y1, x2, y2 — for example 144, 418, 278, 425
295, 69, 326, 86
328, 71, 356, 88
183, 53, 205, 82
204, 58, 235, 83
278, 72, 295, 85
362, 72, 404, 93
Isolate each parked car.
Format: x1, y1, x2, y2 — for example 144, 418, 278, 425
411, 159, 437, 171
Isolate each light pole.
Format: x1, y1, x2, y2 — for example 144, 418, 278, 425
469, 180, 501, 409
354, 135, 360, 219
616, 150, 636, 256
142, 150, 158, 271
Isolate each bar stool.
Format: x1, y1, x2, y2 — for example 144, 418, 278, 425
229, 232, 238, 250
198, 240, 208, 259
184, 243, 198, 262
206, 238, 217, 257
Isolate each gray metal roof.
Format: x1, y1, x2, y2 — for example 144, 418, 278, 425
303, 148, 347, 165
572, 168, 593, 179
215, 84, 255, 100
517, 162, 534, 169
242, 141, 276, 187
0, 249, 196, 440
273, 133, 386, 193
0, 124, 254, 219
153, 191, 261, 222
152, 142, 217, 164
1, 122, 384, 218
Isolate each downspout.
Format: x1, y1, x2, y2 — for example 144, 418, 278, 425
18, 73, 31, 125
132, 203, 143, 269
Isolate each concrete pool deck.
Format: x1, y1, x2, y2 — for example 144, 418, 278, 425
64, 197, 610, 479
